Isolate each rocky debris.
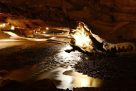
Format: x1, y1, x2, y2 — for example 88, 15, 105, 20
75, 53, 136, 79
74, 52, 136, 90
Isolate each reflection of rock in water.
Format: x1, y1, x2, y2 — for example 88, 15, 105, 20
64, 70, 103, 88
35, 67, 103, 90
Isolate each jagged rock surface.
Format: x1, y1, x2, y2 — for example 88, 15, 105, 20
0, 0, 136, 42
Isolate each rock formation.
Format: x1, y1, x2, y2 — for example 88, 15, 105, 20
0, 0, 136, 42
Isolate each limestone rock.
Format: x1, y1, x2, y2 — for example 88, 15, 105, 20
0, 0, 136, 42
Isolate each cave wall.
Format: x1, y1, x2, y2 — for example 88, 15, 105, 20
0, 0, 136, 42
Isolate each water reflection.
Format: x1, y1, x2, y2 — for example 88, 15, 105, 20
36, 45, 103, 90
0, 44, 103, 90
37, 67, 73, 90
64, 70, 103, 88
37, 67, 103, 90
56, 45, 82, 63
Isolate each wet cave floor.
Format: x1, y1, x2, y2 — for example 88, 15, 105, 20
0, 39, 136, 91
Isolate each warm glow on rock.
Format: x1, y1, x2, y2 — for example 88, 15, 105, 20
71, 22, 94, 52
